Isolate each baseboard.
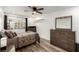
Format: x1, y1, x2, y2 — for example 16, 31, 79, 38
40, 36, 49, 40
40, 37, 50, 43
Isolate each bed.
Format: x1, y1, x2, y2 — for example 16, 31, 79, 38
7, 31, 40, 49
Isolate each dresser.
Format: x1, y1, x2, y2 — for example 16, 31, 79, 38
50, 29, 75, 52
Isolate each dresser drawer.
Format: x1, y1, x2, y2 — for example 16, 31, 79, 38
50, 29, 75, 52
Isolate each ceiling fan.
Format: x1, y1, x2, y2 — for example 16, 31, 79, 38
24, 6, 44, 14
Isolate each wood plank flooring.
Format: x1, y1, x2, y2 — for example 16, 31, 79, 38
17, 38, 67, 52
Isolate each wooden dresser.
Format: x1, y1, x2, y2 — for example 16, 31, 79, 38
50, 29, 75, 52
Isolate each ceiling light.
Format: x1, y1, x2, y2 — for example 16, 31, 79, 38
35, 17, 42, 20
32, 11, 37, 14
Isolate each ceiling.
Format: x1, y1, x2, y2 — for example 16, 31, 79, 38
2, 6, 75, 17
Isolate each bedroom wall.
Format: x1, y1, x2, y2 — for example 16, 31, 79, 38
27, 14, 53, 40
28, 17, 36, 26
35, 14, 52, 40
0, 7, 4, 31
36, 7, 79, 44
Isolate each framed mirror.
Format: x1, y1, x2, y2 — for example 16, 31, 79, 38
55, 16, 72, 30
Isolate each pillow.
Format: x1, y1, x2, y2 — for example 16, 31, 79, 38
14, 32, 17, 36
4, 31, 13, 38
9, 31, 15, 37
10, 31, 17, 37
0, 31, 6, 39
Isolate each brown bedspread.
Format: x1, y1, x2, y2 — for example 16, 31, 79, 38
7, 31, 40, 49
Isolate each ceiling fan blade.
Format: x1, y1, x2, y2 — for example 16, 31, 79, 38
27, 6, 43, 14
36, 11, 42, 14
24, 10, 32, 12
28, 6, 33, 9
38, 8, 44, 10
28, 6, 36, 8
24, 10, 29, 11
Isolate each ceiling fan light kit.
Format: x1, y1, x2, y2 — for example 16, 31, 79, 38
25, 6, 44, 15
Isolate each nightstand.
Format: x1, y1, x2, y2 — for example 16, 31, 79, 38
0, 37, 7, 52
0, 37, 15, 52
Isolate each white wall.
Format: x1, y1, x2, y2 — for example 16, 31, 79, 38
0, 7, 4, 31
28, 17, 36, 26
27, 14, 53, 40
35, 7, 79, 44
35, 14, 53, 40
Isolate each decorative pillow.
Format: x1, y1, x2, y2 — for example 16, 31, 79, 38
0, 31, 6, 39
9, 31, 15, 37
4, 31, 13, 38
14, 32, 17, 36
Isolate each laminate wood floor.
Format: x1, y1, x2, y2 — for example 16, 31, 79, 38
17, 39, 67, 52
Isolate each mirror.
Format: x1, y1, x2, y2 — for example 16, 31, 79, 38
55, 16, 72, 30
